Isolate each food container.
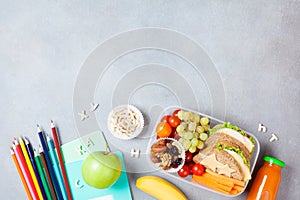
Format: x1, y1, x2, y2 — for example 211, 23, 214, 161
107, 104, 144, 140
146, 106, 260, 197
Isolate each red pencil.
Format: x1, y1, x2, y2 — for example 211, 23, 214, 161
51, 120, 73, 200
10, 147, 33, 200
12, 139, 39, 200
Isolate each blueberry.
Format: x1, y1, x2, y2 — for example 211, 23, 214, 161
174, 158, 182, 165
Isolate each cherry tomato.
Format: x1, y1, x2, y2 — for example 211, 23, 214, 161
168, 116, 181, 128
156, 122, 172, 138
185, 151, 194, 163
161, 115, 171, 123
178, 165, 190, 178
187, 162, 195, 174
172, 109, 180, 117
192, 163, 205, 176
168, 128, 177, 139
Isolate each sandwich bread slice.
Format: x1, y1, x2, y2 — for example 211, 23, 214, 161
193, 122, 255, 181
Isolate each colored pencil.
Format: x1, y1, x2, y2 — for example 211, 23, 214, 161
10, 147, 33, 200
24, 137, 48, 200
12, 140, 39, 200
34, 149, 53, 200
37, 125, 64, 200
51, 120, 73, 200
39, 146, 58, 200
47, 135, 68, 200
18, 136, 44, 200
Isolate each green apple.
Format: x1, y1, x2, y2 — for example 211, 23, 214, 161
81, 151, 122, 189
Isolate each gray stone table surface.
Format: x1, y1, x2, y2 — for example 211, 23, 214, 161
1, 1, 299, 200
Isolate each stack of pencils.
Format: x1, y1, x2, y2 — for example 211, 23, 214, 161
10, 121, 73, 200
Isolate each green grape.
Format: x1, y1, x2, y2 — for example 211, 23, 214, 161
178, 137, 184, 144
185, 132, 193, 140
202, 124, 210, 131
178, 131, 185, 137
193, 132, 199, 138
199, 133, 208, 141
191, 138, 199, 147
187, 112, 193, 121
197, 140, 205, 149
182, 112, 190, 121
177, 110, 184, 120
200, 117, 210, 126
182, 139, 191, 151
180, 122, 187, 129
182, 132, 188, 139
193, 114, 200, 123
189, 146, 196, 153
196, 126, 205, 133
188, 122, 196, 132
176, 124, 185, 133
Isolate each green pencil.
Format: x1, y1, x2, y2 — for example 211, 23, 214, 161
34, 149, 52, 200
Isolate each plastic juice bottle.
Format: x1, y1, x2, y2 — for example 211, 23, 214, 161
247, 156, 285, 200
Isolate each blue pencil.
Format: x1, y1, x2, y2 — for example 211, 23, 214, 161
36, 125, 64, 200
47, 135, 68, 200
24, 137, 48, 200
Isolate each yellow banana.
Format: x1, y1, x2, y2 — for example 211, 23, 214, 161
136, 175, 188, 200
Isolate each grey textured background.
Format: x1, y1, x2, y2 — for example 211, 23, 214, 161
1, 1, 300, 200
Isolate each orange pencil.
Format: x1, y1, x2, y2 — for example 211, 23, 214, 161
13, 140, 39, 200
10, 147, 33, 200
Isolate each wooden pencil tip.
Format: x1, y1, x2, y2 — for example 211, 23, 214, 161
39, 145, 43, 152
51, 120, 55, 128
37, 124, 39, 127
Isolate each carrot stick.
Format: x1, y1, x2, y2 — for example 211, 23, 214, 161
233, 185, 244, 192
192, 174, 232, 193
196, 174, 232, 191
202, 172, 234, 188
230, 189, 238, 195
206, 169, 245, 187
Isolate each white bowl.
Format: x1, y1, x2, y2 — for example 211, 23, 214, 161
149, 138, 186, 173
107, 105, 144, 140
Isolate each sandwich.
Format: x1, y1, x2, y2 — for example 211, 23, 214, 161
193, 122, 255, 181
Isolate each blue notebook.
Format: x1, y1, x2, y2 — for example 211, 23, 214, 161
61, 131, 132, 200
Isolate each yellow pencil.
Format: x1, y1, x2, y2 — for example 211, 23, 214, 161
19, 136, 44, 200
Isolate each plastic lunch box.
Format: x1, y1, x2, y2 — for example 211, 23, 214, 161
146, 106, 260, 197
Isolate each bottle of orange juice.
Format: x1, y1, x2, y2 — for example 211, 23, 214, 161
247, 156, 285, 200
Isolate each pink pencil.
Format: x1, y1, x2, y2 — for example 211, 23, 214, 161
10, 147, 33, 200
12, 139, 39, 200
